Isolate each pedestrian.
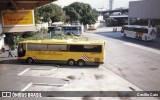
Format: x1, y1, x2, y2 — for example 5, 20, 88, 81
0, 49, 1, 58
8, 47, 13, 58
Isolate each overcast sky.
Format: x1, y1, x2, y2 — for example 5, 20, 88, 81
54, 0, 140, 10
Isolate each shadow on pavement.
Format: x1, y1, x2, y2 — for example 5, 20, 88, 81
95, 32, 160, 50
0, 59, 99, 69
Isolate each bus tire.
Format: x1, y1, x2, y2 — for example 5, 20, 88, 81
77, 60, 85, 67
71, 32, 74, 35
26, 57, 34, 64
139, 37, 142, 40
67, 32, 72, 36
67, 59, 75, 66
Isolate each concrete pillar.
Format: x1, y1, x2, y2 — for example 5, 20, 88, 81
148, 18, 151, 28
128, 17, 131, 25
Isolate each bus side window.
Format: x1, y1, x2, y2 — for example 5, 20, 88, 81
28, 44, 38, 51
69, 45, 83, 52
133, 28, 138, 32
38, 44, 48, 51
48, 45, 67, 51
143, 29, 148, 33
69, 45, 102, 52
84, 45, 102, 52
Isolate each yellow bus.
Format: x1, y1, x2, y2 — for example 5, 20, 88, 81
17, 39, 105, 66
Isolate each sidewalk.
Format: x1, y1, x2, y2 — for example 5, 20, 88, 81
156, 36, 160, 42
0, 49, 17, 58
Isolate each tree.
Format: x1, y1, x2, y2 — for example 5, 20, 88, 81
63, 2, 98, 25
4, 33, 15, 46
69, 2, 91, 17
63, 6, 79, 23
34, 9, 41, 24
80, 12, 97, 25
34, 4, 66, 23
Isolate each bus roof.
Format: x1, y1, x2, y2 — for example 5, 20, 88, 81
19, 39, 104, 45
123, 25, 149, 29
49, 25, 81, 28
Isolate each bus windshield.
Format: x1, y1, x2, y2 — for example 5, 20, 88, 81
18, 43, 26, 57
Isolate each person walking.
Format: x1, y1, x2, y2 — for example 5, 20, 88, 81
8, 47, 13, 58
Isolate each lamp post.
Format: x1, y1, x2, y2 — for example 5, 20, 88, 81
49, 20, 52, 39
78, 14, 80, 35
40, 17, 43, 34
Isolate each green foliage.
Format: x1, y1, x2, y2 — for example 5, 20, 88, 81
21, 31, 36, 38
51, 34, 89, 41
34, 9, 41, 24
17, 35, 44, 42
34, 2, 98, 25
41, 27, 48, 34
80, 12, 97, 25
69, 2, 91, 17
63, 6, 79, 22
63, 2, 98, 25
4, 32, 42, 48
34, 4, 66, 23
4, 33, 15, 46
5, 32, 89, 49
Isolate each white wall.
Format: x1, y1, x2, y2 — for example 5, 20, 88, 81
0, 24, 2, 34
0, 11, 4, 50
98, 16, 104, 22
129, 0, 160, 19
0, 36, 4, 49
0, 11, 2, 34
36, 23, 49, 31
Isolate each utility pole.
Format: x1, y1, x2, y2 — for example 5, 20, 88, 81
109, 0, 114, 10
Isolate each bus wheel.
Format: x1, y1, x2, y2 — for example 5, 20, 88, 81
67, 59, 75, 66
139, 37, 142, 40
67, 32, 72, 36
71, 32, 74, 35
77, 60, 85, 67
27, 57, 34, 64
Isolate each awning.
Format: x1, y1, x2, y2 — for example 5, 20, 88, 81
109, 15, 128, 18
0, 0, 57, 10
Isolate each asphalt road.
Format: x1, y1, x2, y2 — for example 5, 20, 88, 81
85, 27, 160, 91
0, 27, 160, 100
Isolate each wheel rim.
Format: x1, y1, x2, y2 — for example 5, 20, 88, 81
69, 60, 74, 66
78, 61, 84, 66
28, 58, 33, 64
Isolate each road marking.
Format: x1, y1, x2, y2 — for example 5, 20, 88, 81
30, 68, 57, 70
21, 83, 32, 91
124, 42, 160, 55
18, 68, 30, 76
33, 83, 68, 87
